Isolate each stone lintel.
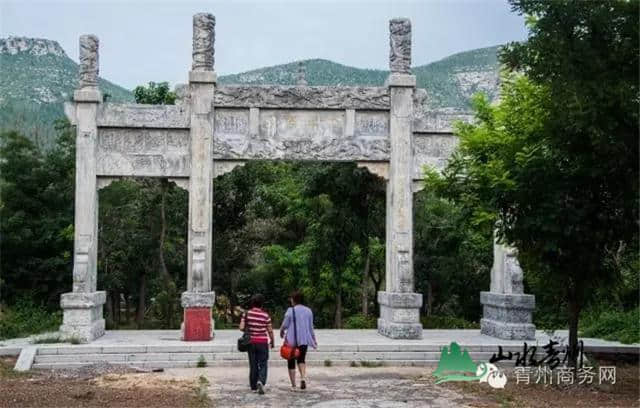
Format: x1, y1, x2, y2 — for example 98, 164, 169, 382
60, 291, 106, 309
74, 89, 102, 102
385, 73, 416, 88
378, 291, 422, 308
181, 291, 215, 308
189, 70, 217, 84
480, 291, 535, 309
213, 85, 390, 110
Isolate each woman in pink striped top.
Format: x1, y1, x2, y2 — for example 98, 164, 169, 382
239, 294, 274, 394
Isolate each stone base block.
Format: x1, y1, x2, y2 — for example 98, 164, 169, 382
481, 318, 536, 340
60, 291, 106, 343
182, 308, 213, 341
377, 291, 423, 339
181, 291, 215, 308
480, 291, 535, 340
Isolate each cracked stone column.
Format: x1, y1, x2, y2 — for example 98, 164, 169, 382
181, 13, 216, 341
377, 18, 423, 339
480, 233, 536, 340
59, 34, 106, 342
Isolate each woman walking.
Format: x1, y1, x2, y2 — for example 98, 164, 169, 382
280, 290, 317, 390
239, 294, 274, 394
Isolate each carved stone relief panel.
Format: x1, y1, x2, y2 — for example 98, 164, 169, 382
213, 108, 390, 161
96, 128, 191, 177
412, 133, 459, 179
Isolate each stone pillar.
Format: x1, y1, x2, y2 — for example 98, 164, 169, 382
60, 34, 106, 342
377, 18, 423, 339
181, 13, 216, 341
480, 233, 536, 340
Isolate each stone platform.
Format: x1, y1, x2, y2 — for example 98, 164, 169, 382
2, 329, 637, 371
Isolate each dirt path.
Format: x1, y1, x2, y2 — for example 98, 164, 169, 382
163, 366, 477, 408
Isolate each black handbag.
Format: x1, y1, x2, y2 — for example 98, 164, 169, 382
237, 312, 251, 352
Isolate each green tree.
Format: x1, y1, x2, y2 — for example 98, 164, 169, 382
133, 81, 176, 105
429, 0, 638, 365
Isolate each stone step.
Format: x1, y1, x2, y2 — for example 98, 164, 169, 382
34, 351, 500, 364
32, 359, 445, 370
34, 344, 524, 355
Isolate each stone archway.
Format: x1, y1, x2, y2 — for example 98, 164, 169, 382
61, 13, 465, 342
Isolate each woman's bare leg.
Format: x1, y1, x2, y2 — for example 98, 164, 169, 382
298, 363, 306, 381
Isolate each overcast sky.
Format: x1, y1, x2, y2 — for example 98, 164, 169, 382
1, 0, 527, 90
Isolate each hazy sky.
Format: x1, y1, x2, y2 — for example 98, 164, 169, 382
1, 0, 528, 90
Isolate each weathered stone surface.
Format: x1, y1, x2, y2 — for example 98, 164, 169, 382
60, 291, 106, 308
378, 292, 422, 308
480, 292, 535, 309
357, 162, 389, 180
78, 34, 98, 89
213, 109, 390, 161
480, 318, 536, 341
377, 319, 423, 340
214, 86, 390, 109
389, 19, 411, 74
412, 89, 473, 133
213, 161, 246, 177
60, 291, 106, 342
490, 237, 525, 294
97, 104, 190, 128
413, 133, 459, 178
96, 128, 190, 177
14, 346, 37, 372
192, 13, 215, 71
181, 291, 215, 308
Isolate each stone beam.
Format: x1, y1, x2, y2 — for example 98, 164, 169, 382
97, 104, 190, 128
214, 85, 390, 110
412, 132, 459, 179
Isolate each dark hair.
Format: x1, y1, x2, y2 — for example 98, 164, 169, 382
290, 290, 303, 305
250, 294, 265, 308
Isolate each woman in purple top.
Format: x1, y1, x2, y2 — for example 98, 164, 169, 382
280, 290, 317, 390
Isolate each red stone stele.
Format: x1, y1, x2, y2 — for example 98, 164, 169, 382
183, 307, 212, 341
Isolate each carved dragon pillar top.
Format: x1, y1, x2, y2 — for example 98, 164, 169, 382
192, 13, 215, 71
389, 18, 411, 74
78, 34, 99, 89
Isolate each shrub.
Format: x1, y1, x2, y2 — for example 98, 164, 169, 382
344, 314, 377, 329
197, 355, 207, 368
324, 359, 332, 367
0, 299, 62, 340
420, 315, 479, 330
580, 307, 640, 344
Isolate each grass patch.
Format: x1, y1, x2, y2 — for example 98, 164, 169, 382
197, 355, 207, 368
344, 314, 377, 329
0, 300, 62, 340
349, 361, 358, 367
580, 307, 640, 344
359, 360, 384, 367
324, 359, 332, 367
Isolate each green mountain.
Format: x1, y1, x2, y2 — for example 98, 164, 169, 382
1, 37, 500, 147
0, 37, 133, 147
219, 46, 501, 110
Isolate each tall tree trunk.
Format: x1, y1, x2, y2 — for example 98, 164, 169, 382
136, 273, 146, 329
369, 266, 382, 316
105, 292, 114, 329
334, 287, 343, 328
361, 254, 370, 316
124, 294, 131, 324
567, 294, 581, 369
426, 280, 433, 316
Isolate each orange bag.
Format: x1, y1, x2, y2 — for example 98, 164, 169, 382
280, 306, 300, 360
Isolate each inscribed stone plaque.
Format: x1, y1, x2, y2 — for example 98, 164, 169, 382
96, 128, 190, 177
